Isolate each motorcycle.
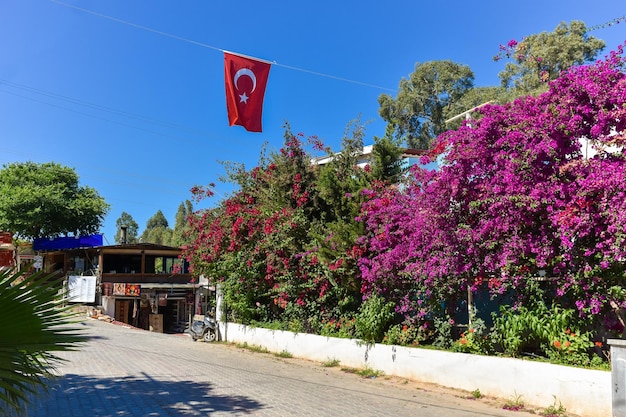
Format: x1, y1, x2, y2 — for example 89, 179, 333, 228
188, 315, 218, 342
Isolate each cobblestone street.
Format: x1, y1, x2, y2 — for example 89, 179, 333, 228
27, 319, 541, 416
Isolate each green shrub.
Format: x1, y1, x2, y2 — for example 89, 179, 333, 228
354, 295, 395, 343
384, 323, 421, 346
491, 303, 594, 365
452, 318, 491, 355
432, 316, 454, 349
491, 305, 539, 357
319, 316, 356, 338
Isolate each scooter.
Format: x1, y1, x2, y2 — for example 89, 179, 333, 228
188, 315, 218, 342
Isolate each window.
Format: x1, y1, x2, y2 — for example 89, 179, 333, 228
103, 254, 141, 274
145, 255, 189, 274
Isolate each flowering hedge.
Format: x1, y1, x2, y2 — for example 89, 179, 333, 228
183, 46, 626, 358
182, 126, 382, 332
358, 45, 626, 336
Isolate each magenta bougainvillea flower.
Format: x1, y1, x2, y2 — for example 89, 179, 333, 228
359, 44, 626, 329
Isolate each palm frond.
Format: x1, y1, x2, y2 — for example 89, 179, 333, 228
0, 267, 89, 416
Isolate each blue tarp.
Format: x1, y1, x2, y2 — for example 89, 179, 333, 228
33, 234, 103, 251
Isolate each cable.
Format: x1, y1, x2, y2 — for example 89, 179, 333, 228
0, 87, 245, 153
48, 0, 396, 93
49, 0, 222, 52
0, 79, 194, 133
0, 84, 259, 203
0, 79, 234, 144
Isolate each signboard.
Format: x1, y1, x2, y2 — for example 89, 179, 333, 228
0, 250, 14, 267
67, 275, 97, 303
111, 283, 141, 297
103, 283, 113, 296
0, 232, 12, 245
126, 284, 140, 296
113, 283, 126, 296
33, 255, 42, 270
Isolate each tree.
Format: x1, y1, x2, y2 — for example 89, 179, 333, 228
114, 212, 139, 244
140, 210, 173, 245
314, 120, 372, 310
184, 127, 328, 326
170, 201, 194, 248
182, 120, 408, 337
495, 20, 605, 95
145, 210, 169, 230
378, 60, 474, 150
368, 136, 405, 183
379, 22, 606, 148
0, 162, 109, 240
316, 119, 369, 224
0, 268, 87, 415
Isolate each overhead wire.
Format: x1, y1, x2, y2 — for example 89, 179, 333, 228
0, 85, 229, 202
48, 0, 397, 93
0, 79, 238, 146
0, 87, 199, 143
0, 80, 263, 187
19, 2, 624, 216
2, 0, 394, 234
46, 1, 625, 96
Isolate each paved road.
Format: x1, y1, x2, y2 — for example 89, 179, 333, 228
27, 319, 542, 417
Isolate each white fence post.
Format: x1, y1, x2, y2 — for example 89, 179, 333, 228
215, 283, 225, 341
609, 339, 626, 417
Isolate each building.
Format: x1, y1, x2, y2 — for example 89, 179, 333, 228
36, 236, 198, 333
0, 232, 15, 270
311, 144, 427, 169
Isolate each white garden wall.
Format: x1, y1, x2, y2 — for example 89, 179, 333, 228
219, 322, 611, 417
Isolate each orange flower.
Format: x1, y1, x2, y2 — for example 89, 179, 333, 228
553, 340, 562, 349
564, 341, 571, 348
595, 341, 603, 347
402, 325, 408, 332
460, 338, 468, 345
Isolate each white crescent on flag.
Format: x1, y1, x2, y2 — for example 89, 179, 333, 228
234, 68, 257, 93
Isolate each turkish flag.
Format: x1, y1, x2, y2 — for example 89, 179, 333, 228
224, 52, 271, 132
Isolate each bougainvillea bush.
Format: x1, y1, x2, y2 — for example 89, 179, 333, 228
184, 46, 626, 365
359, 44, 626, 349
182, 124, 401, 335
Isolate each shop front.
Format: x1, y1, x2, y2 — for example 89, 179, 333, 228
102, 282, 197, 333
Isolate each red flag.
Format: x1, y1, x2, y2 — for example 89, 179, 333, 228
224, 52, 271, 132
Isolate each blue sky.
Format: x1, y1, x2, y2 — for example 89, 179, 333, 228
1, 0, 624, 243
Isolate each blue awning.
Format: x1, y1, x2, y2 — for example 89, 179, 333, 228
33, 234, 103, 251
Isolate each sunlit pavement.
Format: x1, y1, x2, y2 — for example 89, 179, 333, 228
27, 319, 542, 417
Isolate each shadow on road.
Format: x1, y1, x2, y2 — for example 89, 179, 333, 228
29, 373, 265, 416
